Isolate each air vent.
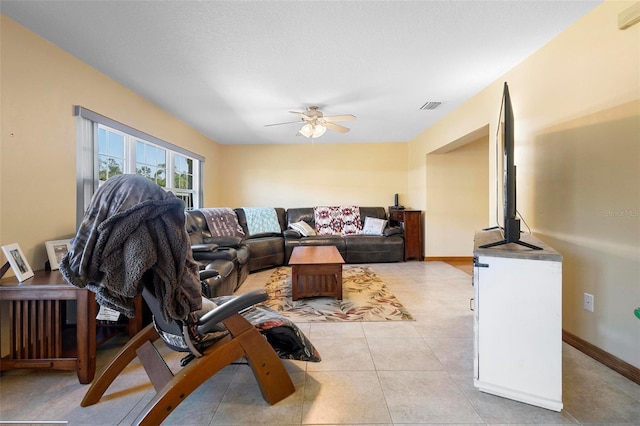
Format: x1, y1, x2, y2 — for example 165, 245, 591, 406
420, 101, 442, 110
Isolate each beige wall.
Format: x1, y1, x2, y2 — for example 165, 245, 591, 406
409, 1, 640, 367
218, 142, 408, 208
0, 15, 223, 273
426, 136, 489, 256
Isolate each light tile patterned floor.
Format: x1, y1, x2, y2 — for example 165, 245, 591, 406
1, 261, 639, 425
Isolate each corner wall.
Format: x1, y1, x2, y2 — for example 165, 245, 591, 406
426, 136, 489, 256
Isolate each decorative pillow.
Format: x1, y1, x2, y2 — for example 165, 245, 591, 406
242, 207, 281, 236
361, 216, 387, 235
289, 221, 316, 236
314, 206, 362, 236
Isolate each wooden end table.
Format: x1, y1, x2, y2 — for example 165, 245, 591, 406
0, 270, 142, 384
288, 246, 345, 300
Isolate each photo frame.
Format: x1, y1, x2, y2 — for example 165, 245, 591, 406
45, 239, 72, 271
1, 243, 34, 282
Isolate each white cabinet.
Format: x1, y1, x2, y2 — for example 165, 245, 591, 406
473, 230, 563, 411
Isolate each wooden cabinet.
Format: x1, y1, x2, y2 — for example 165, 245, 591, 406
473, 229, 563, 411
389, 209, 423, 261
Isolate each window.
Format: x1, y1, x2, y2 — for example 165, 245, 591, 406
173, 153, 195, 209
74, 106, 204, 225
97, 126, 126, 181
135, 139, 166, 186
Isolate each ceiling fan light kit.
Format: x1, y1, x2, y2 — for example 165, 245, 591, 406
267, 106, 355, 139
298, 122, 327, 138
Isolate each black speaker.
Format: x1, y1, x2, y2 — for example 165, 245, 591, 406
391, 194, 404, 210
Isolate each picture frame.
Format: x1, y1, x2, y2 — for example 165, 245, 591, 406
1, 243, 34, 282
45, 239, 72, 271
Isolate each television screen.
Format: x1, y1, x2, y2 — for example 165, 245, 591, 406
480, 82, 541, 250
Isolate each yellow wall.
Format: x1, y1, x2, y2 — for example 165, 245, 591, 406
0, 15, 223, 272
218, 142, 408, 208
426, 136, 489, 256
409, 1, 640, 367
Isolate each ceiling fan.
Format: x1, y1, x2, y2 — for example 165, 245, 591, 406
265, 106, 356, 138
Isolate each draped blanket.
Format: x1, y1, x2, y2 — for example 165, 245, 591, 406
242, 207, 281, 236
199, 208, 245, 237
59, 174, 202, 320
314, 206, 362, 235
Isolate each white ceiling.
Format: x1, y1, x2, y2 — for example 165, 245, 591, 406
1, 0, 601, 145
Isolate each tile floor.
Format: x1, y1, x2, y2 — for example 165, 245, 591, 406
1, 261, 639, 425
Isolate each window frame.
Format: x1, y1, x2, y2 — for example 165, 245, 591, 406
74, 106, 204, 226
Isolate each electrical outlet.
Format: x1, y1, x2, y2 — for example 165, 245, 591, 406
584, 293, 594, 312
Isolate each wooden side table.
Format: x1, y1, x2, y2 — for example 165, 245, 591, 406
389, 209, 423, 261
0, 270, 142, 384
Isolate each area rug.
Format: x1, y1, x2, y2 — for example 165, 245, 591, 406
262, 265, 414, 322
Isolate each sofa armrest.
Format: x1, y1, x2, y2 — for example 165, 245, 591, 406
191, 243, 219, 253
204, 236, 244, 248
384, 226, 403, 237
283, 229, 302, 239
193, 247, 238, 262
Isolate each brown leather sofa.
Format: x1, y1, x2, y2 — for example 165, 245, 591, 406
185, 206, 404, 296
283, 207, 404, 264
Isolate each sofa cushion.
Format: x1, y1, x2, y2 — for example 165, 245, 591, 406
362, 216, 387, 235
289, 220, 316, 236
286, 207, 315, 225
344, 235, 404, 263
244, 237, 285, 273
208, 235, 244, 248
242, 207, 282, 236
314, 206, 362, 236
284, 235, 347, 264
384, 226, 403, 237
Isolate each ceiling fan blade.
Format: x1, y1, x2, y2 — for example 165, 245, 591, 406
323, 114, 356, 123
264, 121, 301, 127
324, 122, 350, 133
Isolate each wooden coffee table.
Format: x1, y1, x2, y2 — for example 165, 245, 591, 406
288, 246, 345, 300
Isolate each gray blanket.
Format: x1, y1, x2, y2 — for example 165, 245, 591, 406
59, 174, 202, 320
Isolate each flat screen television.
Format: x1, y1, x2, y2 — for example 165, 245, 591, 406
480, 82, 541, 250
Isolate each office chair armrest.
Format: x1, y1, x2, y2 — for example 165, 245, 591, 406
195, 289, 268, 335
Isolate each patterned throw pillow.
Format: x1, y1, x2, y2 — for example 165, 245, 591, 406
314, 206, 362, 236
361, 216, 387, 235
289, 221, 317, 236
